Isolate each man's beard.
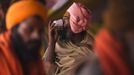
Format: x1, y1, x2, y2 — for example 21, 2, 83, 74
59, 27, 86, 42
59, 27, 72, 42
10, 25, 42, 75
10, 26, 42, 62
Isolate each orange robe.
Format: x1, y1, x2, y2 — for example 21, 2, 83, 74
94, 29, 131, 75
0, 31, 45, 75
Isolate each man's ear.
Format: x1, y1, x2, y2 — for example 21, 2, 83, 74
63, 12, 70, 17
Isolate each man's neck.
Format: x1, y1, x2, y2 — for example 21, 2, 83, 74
71, 33, 85, 44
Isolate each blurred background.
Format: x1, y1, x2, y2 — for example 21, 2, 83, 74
46, 0, 107, 34
0, 0, 107, 35
0, 0, 107, 55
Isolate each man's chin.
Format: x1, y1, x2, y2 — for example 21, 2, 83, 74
27, 45, 41, 52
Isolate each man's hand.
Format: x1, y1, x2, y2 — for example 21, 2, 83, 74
48, 21, 59, 45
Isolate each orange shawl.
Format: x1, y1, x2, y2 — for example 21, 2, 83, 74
0, 32, 45, 75
94, 29, 131, 75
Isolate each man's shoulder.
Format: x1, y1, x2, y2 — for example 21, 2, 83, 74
86, 31, 94, 41
0, 32, 10, 47
0, 33, 6, 44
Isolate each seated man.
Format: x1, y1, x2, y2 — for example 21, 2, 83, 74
0, 1, 47, 75
43, 2, 94, 75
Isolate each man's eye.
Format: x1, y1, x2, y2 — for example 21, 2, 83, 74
25, 26, 34, 34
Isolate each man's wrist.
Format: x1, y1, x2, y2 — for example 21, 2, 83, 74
48, 42, 56, 46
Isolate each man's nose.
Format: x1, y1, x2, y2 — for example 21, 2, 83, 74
31, 31, 40, 40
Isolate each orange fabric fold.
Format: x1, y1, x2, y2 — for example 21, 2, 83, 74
94, 29, 131, 75
0, 32, 45, 75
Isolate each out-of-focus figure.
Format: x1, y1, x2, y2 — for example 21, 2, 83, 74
0, 1, 47, 75
11, 0, 46, 4
43, 2, 94, 75
0, 0, 12, 33
76, 0, 134, 75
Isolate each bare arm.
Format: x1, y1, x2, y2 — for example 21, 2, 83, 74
45, 43, 56, 63
44, 21, 58, 75
44, 43, 56, 75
